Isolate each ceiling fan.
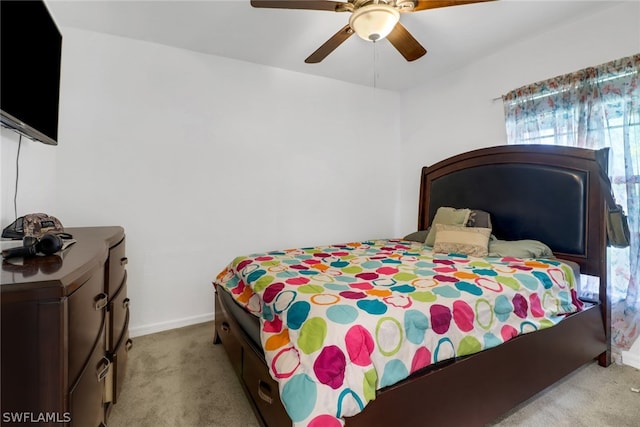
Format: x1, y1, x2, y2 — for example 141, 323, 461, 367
251, 0, 495, 63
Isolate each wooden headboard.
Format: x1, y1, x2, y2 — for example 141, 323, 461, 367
418, 145, 609, 316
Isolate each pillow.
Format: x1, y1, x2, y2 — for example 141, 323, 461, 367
488, 237, 553, 258
466, 209, 492, 229
433, 224, 491, 257
403, 229, 429, 243
425, 207, 471, 247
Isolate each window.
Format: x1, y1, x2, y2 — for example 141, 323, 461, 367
503, 54, 639, 362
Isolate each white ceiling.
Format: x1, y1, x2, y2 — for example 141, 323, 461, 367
46, 0, 620, 91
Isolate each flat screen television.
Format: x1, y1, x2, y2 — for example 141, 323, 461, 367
1, 0, 62, 146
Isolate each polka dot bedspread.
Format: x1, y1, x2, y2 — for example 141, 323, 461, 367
215, 239, 582, 426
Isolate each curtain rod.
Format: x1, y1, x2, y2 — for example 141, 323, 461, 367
493, 69, 637, 104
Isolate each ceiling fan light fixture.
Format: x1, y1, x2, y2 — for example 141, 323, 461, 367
349, 4, 400, 42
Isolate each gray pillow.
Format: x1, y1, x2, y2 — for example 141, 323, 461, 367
488, 237, 553, 258
466, 209, 492, 229
403, 229, 429, 243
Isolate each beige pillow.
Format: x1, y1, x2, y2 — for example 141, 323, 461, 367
425, 207, 471, 247
433, 224, 491, 257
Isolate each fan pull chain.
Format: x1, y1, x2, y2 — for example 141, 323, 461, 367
373, 40, 378, 89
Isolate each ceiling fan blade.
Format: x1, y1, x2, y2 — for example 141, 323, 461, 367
251, 0, 347, 12
386, 23, 427, 62
413, 0, 496, 12
305, 25, 354, 63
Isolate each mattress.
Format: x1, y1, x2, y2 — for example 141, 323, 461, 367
216, 241, 583, 347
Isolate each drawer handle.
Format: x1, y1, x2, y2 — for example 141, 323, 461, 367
121, 257, 128, 266
123, 298, 130, 309
257, 380, 273, 405
97, 356, 111, 382
125, 338, 133, 352
94, 293, 108, 310
221, 322, 230, 333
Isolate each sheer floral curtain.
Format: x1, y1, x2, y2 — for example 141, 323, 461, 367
502, 54, 639, 363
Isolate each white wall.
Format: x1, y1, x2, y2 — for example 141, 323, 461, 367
395, 1, 640, 233
1, 129, 57, 225
50, 28, 400, 336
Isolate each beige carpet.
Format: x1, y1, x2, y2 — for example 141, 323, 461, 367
108, 321, 640, 427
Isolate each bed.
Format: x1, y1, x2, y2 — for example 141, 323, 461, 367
212, 144, 610, 427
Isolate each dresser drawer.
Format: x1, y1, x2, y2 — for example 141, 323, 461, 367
107, 279, 129, 353
106, 279, 130, 405
215, 291, 243, 376
68, 270, 107, 387
69, 337, 108, 427
242, 345, 291, 427
106, 237, 126, 297
107, 334, 132, 404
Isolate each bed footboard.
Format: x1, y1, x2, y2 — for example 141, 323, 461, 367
347, 304, 606, 427
215, 288, 606, 427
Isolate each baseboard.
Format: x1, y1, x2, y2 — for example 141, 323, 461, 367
129, 312, 214, 338
621, 338, 640, 369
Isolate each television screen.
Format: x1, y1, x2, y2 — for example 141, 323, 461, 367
1, 0, 62, 146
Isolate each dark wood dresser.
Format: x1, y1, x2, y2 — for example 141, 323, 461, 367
1, 226, 131, 426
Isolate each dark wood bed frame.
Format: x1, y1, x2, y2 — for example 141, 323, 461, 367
213, 144, 610, 427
